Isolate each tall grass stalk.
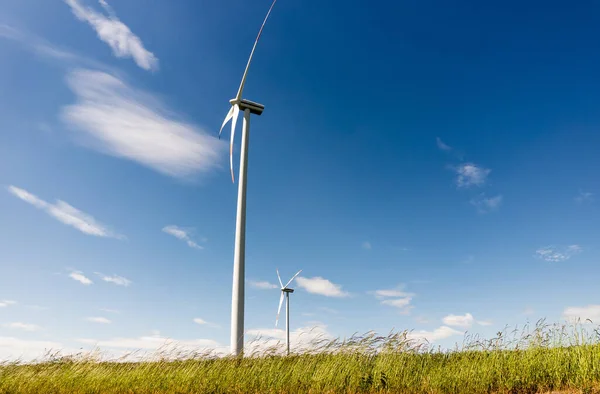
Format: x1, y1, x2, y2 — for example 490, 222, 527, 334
2, 319, 600, 393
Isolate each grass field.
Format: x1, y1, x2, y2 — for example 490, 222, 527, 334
2, 320, 600, 394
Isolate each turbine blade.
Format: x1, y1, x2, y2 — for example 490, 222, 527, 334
234, 0, 278, 101
284, 269, 302, 288
275, 291, 284, 326
276, 268, 283, 288
229, 104, 240, 183
219, 106, 235, 140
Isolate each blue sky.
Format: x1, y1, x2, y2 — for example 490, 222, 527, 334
1, 0, 600, 360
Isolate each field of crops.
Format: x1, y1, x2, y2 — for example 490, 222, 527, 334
1, 320, 600, 394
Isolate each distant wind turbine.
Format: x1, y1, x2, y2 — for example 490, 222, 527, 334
220, 0, 279, 357
276, 268, 302, 355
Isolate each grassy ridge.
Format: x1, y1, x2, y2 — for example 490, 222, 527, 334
2, 321, 600, 394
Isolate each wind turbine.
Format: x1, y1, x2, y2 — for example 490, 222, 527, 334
219, 0, 279, 357
276, 269, 302, 355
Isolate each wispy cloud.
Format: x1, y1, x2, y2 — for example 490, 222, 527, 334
575, 191, 594, 204
0, 337, 63, 362
0, 300, 17, 308
193, 318, 219, 328
100, 308, 120, 314
407, 326, 463, 343
470, 193, 503, 213
436, 137, 452, 151
362, 241, 372, 250
86, 317, 111, 324
295, 276, 349, 298
69, 271, 93, 285
249, 280, 278, 290
162, 225, 204, 249
454, 163, 491, 188
61, 69, 224, 179
563, 305, 600, 323
7, 186, 124, 239
64, 0, 158, 71
94, 272, 132, 287
1, 23, 116, 75
2, 322, 42, 332
371, 286, 414, 314
535, 245, 582, 262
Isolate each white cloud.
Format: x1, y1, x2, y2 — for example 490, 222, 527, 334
454, 163, 491, 188
64, 0, 158, 71
575, 191, 594, 204
371, 286, 414, 314
86, 317, 111, 324
249, 280, 278, 290
61, 69, 224, 178
522, 307, 535, 316
76, 332, 222, 360
442, 313, 474, 329
0, 300, 17, 308
362, 241, 372, 250
477, 320, 493, 326
535, 245, 582, 262
7, 186, 124, 239
373, 289, 413, 298
69, 271, 93, 285
245, 323, 334, 354
193, 318, 219, 328
3, 322, 42, 332
470, 194, 503, 213
563, 305, 600, 323
295, 276, 349, 298
162, 225, 203, 249
407, 326, 463, 343
95, 272, 132, 287
0, 337, 64, 362
436, 137, 452, 151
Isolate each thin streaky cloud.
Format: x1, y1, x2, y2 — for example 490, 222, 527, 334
61, 69, 225, 179
575, 191, 594, 204
249, 280, 278, 290
86, 317, 111, 324
442, 313, 474, 329
64, 0, 159, 71
193, 318, 219, 328
69, 271, 93, 285
407, 326, 463, 343
0, 23, 112, 72
436, 137, 452, 151
94, 272, 132, 287
470, 194, 503, 213
3, 322, 42, 332
362, 241, 372, 250
100, 308, 120, 314
7, 186, 124, 239
162, 225, 204, 249
0, 300, 17, 308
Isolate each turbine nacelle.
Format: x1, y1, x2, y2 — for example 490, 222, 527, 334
229, 98, 265, 115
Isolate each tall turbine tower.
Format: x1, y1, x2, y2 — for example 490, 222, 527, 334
219, 0, 279, 357
276, 269, 302, 355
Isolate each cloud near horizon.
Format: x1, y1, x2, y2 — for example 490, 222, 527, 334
61, 69, 225, 179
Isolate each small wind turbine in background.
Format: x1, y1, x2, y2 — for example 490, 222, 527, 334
219, 0, 279, 357
276, 268, 302, 355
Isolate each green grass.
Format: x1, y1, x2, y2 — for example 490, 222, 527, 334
2, 320, 600, 393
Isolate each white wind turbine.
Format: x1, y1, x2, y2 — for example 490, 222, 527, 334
219, 0, 279, 357
276, 268, 302, 355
